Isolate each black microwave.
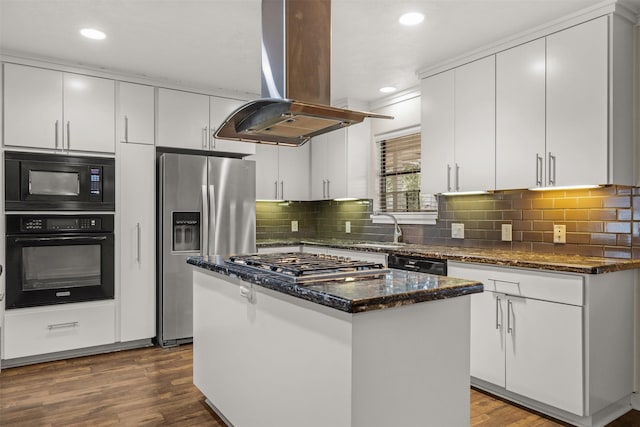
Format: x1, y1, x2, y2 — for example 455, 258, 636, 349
5, 152, 115, 211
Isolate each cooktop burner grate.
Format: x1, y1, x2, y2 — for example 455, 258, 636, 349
226, 252, 389, 283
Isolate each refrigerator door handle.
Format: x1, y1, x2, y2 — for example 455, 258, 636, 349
201, 184, 209, 256
208, 184, 216, 255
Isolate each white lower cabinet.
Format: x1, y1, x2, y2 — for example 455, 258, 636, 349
3, 301, 115, 360
118, 142, 155, 342
450, 262, 633, 425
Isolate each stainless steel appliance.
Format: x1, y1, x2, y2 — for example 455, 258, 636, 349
157, 151, 256, 347
5, 214, 115, 309
215, 0, 391, 147
5, 152, 115, 211
387, 254, 447, 276
226, 252, 389, 283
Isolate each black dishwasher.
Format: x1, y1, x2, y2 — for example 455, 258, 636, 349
387, 254, 447, 276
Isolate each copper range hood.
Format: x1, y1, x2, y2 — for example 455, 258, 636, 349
215, 0, 393, 147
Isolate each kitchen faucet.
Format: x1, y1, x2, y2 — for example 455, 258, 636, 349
374, 212, 403, 243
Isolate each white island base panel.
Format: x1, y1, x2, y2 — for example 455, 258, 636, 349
193, 269, 471, 427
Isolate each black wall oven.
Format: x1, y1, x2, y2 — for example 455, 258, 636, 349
5, 151, 115, 211
5, 214, 115, 309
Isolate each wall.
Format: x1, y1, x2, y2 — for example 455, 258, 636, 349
257, 185, 640, 259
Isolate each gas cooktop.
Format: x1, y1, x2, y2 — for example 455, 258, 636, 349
226, 252, 389, 283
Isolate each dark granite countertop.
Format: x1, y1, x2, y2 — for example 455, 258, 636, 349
187, 255, 483, 314
256, 239, 640, 274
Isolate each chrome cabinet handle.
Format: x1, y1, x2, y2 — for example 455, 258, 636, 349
136, 222, 141, 263
0, 293, 4, 302
240, 285, 256, 304
124, 115, 129, 142
548, 153, 556, 186
326, 180, 330, 198
447, 164, 452, 192
55, 120, 59, 149
536, 154, 543, 186
455, 163, 460, 191
507, 299, 513, 334
322, 180, 327, 198
211, 128, 216, 149
495, 296, 502, 330
280, 181, 284, 200
48, 321, 78, 330
274, 181, 279, 199
66, 121, 71, 150
203, 126, 208, 149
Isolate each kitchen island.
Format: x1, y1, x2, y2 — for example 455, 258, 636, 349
188, 254, 483, 427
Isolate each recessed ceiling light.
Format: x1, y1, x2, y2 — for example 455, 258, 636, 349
80, 28, 106, 40
379, 86, 397, 93
399, 12, 424, 26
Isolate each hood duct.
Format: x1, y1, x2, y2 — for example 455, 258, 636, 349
215, 0, 392, 147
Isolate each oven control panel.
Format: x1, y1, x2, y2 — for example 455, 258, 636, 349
20, 217, 102, 232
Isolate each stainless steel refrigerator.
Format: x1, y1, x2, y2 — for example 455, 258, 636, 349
157, 151, 256, 347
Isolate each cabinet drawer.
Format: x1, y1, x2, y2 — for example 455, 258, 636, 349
449, 262, 583, 306
3, 301, 115, 359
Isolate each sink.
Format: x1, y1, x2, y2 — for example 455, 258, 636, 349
353, 243, 406, 250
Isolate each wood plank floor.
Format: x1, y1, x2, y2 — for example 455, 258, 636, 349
1, 345, 639, 426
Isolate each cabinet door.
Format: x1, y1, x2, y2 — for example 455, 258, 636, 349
496, 39, 546, 189
506, 296, 583, 415
279, 143, 310, 200
470, 291, 506, 387
249, 144, 280, 200
157, 88, 209, 150
325, 129, 347, 199
63, 73, 115, 153
454, 56, 495, 192
119, 142, 155, 342
346, 123, 371, 199
421, 70, 455, 194
3, 63, 63, 150
209, 97, 256, 155
118, 82, 154, 145
311, 135, 329, 199
546, 16, 608, 187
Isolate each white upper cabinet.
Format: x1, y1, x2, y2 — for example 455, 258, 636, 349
546, 16, 608, 187
156, 88, 210, 150
118, 82, 154, 145
4, 63, 115, 153
249, 143, 310, 200
311, 131, 347, 200
454, 56, 496, 193
209, 97, 256, 155
421, 56, 495, 194
421, 71, 455, 195
4, 64, 63, 150
496, 38, 546, 189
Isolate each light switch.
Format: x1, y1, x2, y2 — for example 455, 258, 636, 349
345, 221, 351, 233
451, 223, 464, 239
291, 220, 298, 232
501, 224, 512, 242
553, 224, 566, 244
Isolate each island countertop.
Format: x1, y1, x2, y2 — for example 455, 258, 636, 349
256, 239, 640, 274
187, 255, 483, 313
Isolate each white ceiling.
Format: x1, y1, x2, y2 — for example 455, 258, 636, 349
0, 0, 637, 104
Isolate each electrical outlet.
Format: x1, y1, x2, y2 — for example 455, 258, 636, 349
451, 223, 464, 239
501, 224, 512, 242
345, 221, 351, 233
553, 224, 566, 244
291, 220, 298, 232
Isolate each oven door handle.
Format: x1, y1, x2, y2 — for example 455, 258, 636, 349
14, 236, 108, 243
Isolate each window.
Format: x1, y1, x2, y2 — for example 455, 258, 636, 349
377, 131, 436, 213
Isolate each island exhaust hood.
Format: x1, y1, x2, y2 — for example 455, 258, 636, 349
215, 0, 393, 147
